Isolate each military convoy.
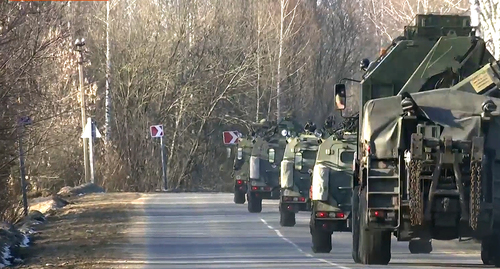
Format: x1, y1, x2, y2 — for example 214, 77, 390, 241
224, 12, 500, 268
333, 14, 500, 266
229, 118, 302, 213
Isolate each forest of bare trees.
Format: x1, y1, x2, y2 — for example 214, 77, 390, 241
0, 0, 498, 219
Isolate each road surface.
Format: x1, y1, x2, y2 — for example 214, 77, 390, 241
118, 193, 487, 269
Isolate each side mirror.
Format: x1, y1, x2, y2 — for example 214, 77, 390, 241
334, 84, 346, 111
268, 148, 275, 163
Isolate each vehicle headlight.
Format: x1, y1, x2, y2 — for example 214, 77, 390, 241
281, 129, 289, 137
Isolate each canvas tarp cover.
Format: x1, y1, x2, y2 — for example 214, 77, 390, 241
362, 88, 500, 159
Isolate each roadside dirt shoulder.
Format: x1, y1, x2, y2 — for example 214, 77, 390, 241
14, 192, 142, 269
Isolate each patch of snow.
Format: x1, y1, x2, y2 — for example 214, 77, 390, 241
19, 234, 30, 248
23, 228, 37, 235
31, 221, 42, 226
1, 246, 11, 266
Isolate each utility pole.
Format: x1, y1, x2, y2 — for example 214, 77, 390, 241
75, 38, 90, 183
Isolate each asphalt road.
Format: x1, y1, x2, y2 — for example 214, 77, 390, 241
119, 193, 488, 269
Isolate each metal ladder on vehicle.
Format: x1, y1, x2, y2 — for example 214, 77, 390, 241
366, 158, 401, 228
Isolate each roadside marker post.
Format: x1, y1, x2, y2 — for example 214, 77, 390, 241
150, 125, 167, 191
222, 131, 240, 145
82, 118, 102, 184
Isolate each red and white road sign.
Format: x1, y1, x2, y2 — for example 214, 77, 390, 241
150, 125, 164, 137
223, 131, 240, 144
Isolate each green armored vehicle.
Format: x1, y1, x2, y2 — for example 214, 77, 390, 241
309, 127, 356, 253
232, 137, 254, 204
279, 121, 322, 226
334, 14, 500, 266
247, 118, 302, 213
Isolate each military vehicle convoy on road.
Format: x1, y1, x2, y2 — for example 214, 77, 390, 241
247, 118, 302, 213
309, 126, 357, 253
279, 122, 322, 227
333, 14, 500, 266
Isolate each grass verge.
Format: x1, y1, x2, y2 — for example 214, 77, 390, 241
13, 192, 142, 269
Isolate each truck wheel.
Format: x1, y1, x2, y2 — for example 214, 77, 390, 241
481, 233, 500, 266
311, 227, 332, 253
481, 236, 494, 265
352, 186, 361, 263
234, 191, 245, 204
358, 187, 391, 265
247, 193, 262, 213
409, 238, 432, 254
279, 205, 296, 227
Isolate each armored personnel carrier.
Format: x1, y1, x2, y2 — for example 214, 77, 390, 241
232, 137, 253, 204
246, 118, 302, 213
279, 122, 322, 226
309, 125, 357, 253
334, 14, 500, 266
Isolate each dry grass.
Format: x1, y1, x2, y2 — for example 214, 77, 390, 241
13, 192, 142, 269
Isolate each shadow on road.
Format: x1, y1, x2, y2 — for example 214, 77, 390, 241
389, 262, 490, 268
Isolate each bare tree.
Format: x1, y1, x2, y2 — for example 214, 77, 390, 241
476, 0, 500, 59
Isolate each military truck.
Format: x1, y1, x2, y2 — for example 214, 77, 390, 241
247, 118, 302, 213
279, 122, 322, 226
333, 14, 500, 265
232, 137, 253, 204
309, 127, 357, 253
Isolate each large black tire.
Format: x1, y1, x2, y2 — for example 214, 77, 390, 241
234, 191, 245, 204
311, 226, 332, 253
352, 186, 361, 263
481, 233, 500, 267
481, 236, 494, 265
409, 238, 432, 254
279, 205, 296, 227
358, 187, 392, 265
247, 193, 262, 213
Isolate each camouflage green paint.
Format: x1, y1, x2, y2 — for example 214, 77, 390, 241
313, 133, 357, 214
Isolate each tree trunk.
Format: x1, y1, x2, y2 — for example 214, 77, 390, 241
276, 0, 285, 121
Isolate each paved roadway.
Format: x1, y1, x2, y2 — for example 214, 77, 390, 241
119, 193, 488, 269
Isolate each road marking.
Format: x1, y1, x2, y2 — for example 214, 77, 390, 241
260, 218, 351, 269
